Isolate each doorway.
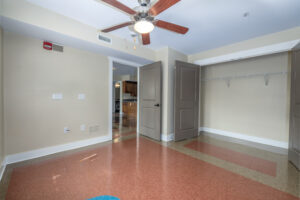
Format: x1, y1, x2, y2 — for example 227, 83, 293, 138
112, 61, 139, 141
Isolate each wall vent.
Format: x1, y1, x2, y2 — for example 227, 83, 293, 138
98, 34, 112, 44
52, 44, 64, 52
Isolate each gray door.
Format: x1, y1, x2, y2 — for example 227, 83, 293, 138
174, 61, 199, 141
139, 62, 162, 141
289, 50, 300, 170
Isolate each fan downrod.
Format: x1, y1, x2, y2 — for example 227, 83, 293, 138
138, 0, 151, 7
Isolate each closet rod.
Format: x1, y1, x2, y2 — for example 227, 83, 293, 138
202, 71, 288, 82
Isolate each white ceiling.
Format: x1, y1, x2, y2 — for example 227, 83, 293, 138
27, 0, 300, 54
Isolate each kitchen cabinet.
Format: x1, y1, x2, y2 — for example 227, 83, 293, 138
122, 81, 137, 97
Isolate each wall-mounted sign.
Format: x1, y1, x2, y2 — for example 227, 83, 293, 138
43, 41, 53, 50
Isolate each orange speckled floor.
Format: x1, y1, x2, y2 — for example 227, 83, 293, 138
185, 140, 277, 177
3, 136, 300, 200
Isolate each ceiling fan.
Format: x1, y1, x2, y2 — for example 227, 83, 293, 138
97, 0, 189, 45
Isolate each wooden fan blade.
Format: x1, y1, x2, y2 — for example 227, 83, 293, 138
100, 0, 136, 15
102, 22, 134, 33
149, 0, 180, 16
142, 33, 150, 45
154, 20, 189, 34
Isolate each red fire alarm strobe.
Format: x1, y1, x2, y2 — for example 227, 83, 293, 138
43, 41, 53, 50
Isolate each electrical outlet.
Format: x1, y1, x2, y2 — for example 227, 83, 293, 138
80, 124, 86, 132
89, 126, 94, 133
64, 127, 70, 133
89, 125, 99, 133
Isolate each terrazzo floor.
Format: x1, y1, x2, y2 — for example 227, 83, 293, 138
0, 132, 299, 200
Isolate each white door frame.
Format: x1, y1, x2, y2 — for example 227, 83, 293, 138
108, 57, 142, 139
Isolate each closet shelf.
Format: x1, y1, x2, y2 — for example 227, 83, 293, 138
202, 71, 288, 82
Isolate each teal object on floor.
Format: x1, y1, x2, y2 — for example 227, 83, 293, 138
88, 195, 120, 200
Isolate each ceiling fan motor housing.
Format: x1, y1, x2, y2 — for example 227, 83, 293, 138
133, 12, 154, 22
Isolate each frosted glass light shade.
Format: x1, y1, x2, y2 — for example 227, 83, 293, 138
134, 20, 154, 34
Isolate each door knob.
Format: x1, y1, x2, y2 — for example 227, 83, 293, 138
154, 103, 160, 107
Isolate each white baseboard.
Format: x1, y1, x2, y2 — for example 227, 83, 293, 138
0, 162, 6, 182
4, 135, 112, 165
161, 133, 174, 142
199, 127, 288, 149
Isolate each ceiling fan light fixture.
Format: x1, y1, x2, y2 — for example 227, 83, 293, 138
134, 19, 154, 34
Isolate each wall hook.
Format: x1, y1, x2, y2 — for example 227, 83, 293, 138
264, 74, 269, 86
226, 79, 231, 88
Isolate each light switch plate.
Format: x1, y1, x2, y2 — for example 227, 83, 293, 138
80, 124, 86, 131
52, 93, 63, 100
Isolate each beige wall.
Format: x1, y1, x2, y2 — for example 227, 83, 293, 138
3, 31, 109, 155
189, 26, 300, 62
155, 47, 169, 136
200, 52, 290, 143
0, 27, 4, 165
167, 48, 188, 134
